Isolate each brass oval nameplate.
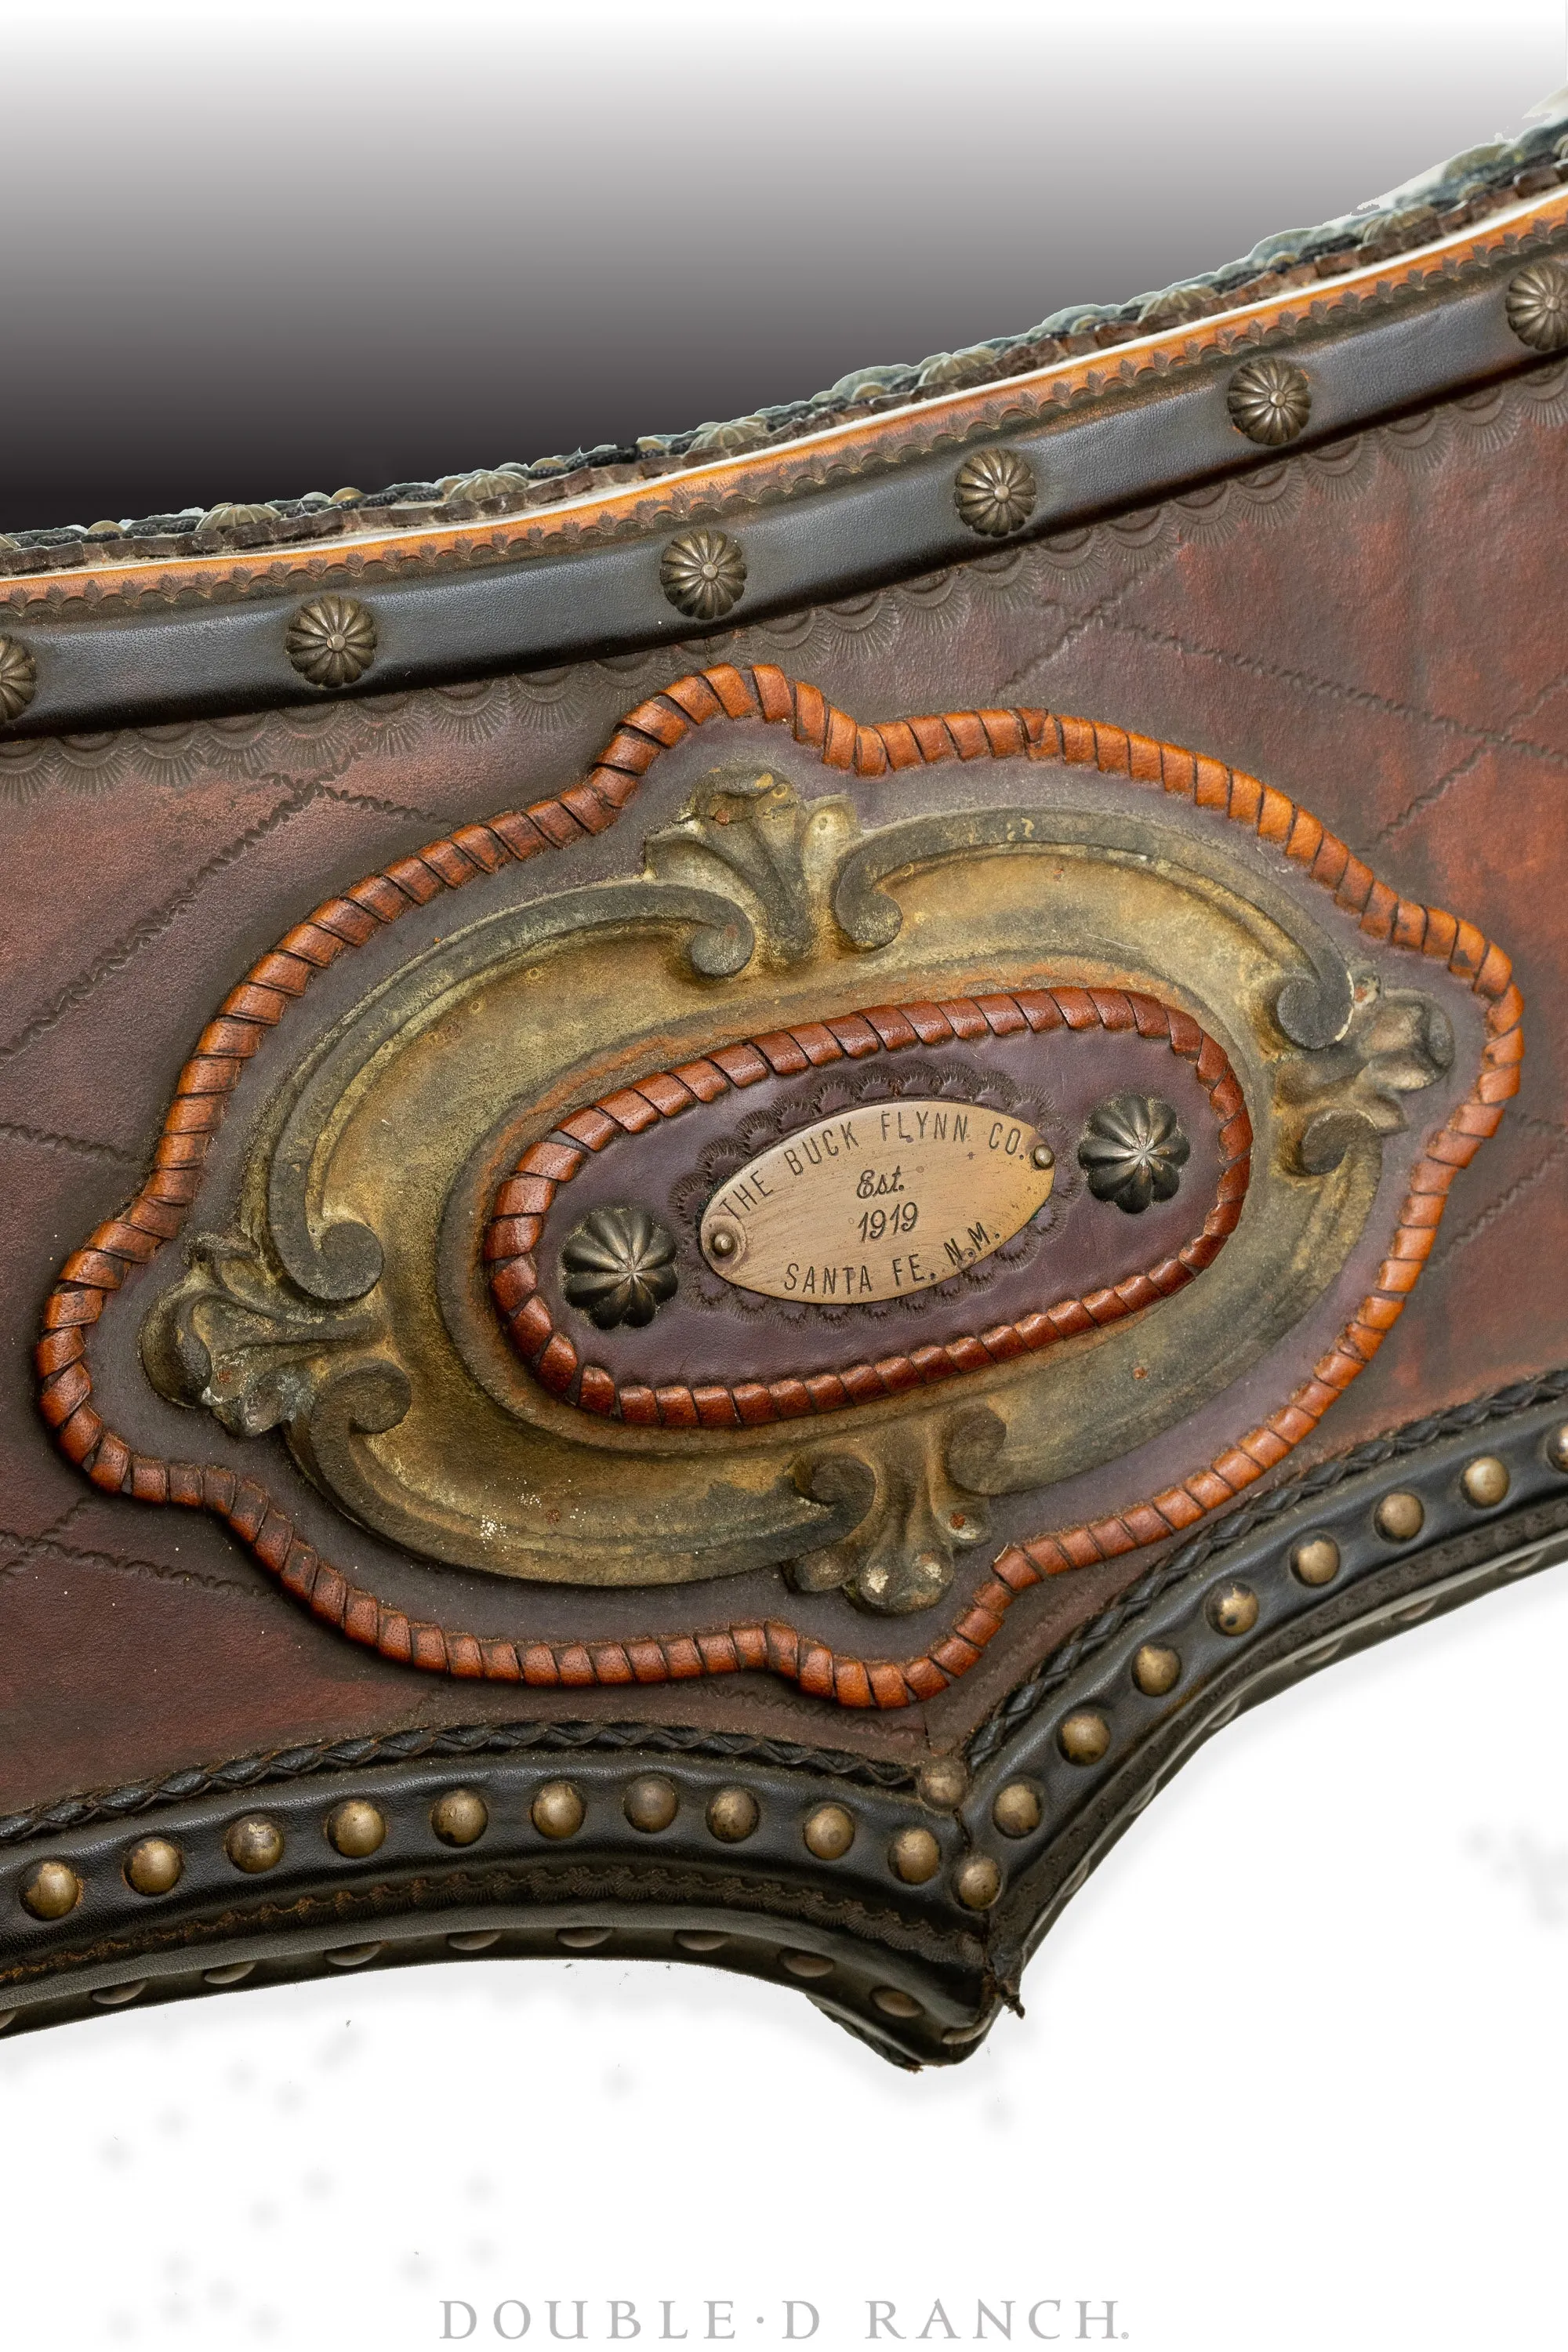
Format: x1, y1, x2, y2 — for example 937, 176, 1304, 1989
699, 1100, 1055, 1302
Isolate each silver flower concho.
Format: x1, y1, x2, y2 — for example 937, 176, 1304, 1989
1077, 1094, 1191, 1213
561, 1207, 680, 1329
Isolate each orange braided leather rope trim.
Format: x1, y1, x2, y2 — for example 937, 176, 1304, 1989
485, 988, 1251, 1423
35, 664, 1522, 1709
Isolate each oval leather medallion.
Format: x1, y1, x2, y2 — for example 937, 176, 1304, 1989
485, 985, 1251, 1427
698, 1100, 1056, 1302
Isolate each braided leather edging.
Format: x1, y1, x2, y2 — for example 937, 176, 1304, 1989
34, 663, 1520, 1708
485, 985, 1250, 1423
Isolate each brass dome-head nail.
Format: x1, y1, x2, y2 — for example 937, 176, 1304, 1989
226, 1817, 285, 1874
93, 1980, 147, 2006
1226, 354, 1311, 445
624, 1775, 680, 1834
448, 1929, 501, 1952
1374, 1490, 1425, 1544
1131, 1642, 1181, 1696
992, 1781, 1042, 1837
1032, 1142, 1054, 1171
557, 1926, 612, 1949
659, 528, 746, 620
285, 592, 376, 689
325, 1942, 382, 1968
430, 1788, 488, 1847
1505, 257, 1568, 352
706, 1225, 739, 1259
327, 1799, 387, 1858
21, 1860, 82, 1920
532, 1782, 585, 1839
870, 1985, 923, 2019
889, 1825, 942, 1884
1291, 1534, 1341, 1587
1058, 1708, 1112, 1764
0, 637, 38, 724
803, 1802, 855, 1860
706, 1786, 760, 1843
1208, 1582, 1260, 1637
781, 1949, 834, 1978
1461, 1455, 1510, 1509
953, 445, 1038, 538
125, 1838, 183, 1897
953, 1855, 1002, 1911
916, 1757, 969, 1810
674, 1929, 726, 1951
203, 1961, 254, 1986
1549, 1423, 1568, 1473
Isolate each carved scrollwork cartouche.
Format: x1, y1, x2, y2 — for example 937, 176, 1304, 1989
212, 744, 1410, 1591
50, 662, 1507, 1710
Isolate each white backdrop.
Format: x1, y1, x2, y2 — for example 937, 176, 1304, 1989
3, 1555, 1564, 2350
2, 5, 1565, 2347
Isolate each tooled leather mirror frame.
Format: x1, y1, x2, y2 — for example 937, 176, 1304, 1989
2, 124, 1566, 2065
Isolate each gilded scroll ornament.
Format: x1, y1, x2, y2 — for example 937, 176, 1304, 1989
140, 1233, 405, 1441
643, 766, 840, 966
1274, 982, 1453, 1173
790, 1406, 1004, 1614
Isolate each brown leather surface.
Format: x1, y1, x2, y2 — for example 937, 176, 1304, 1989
2, 365, 1564, 1809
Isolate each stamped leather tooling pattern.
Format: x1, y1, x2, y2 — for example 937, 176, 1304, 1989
485, 988, 1250, 1423
34, 663, 1520, 1708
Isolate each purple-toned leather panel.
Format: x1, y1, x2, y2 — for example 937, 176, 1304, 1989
521, 1027, 1227, 1392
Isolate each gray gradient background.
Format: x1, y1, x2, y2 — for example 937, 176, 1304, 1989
5, 0, 1566, 532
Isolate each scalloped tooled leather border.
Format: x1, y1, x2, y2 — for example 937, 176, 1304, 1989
34, 663, 1520, 1708
485, 987, 1251, 1422
6, 185, 1566, 619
